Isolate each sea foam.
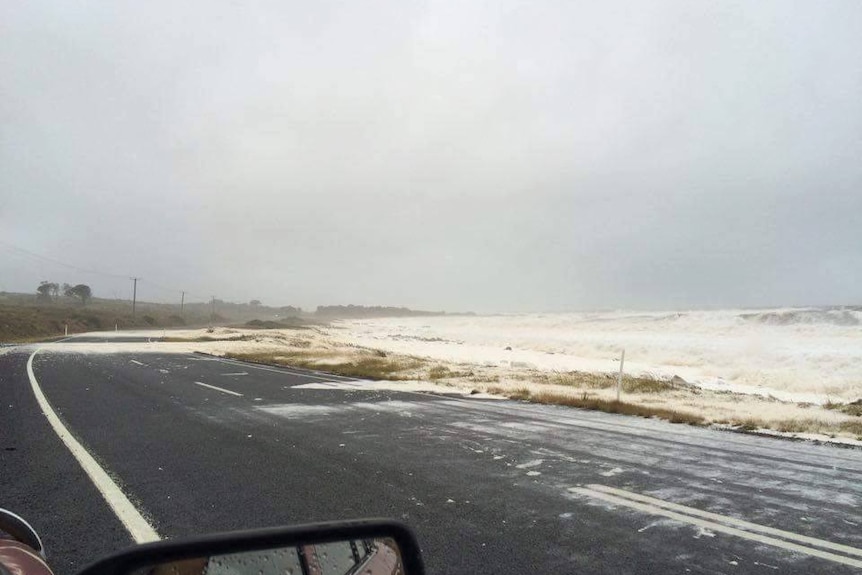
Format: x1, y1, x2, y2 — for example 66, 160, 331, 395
334, 307, 862, 402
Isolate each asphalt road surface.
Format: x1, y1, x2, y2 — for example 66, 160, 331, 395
1, 336, 860, 575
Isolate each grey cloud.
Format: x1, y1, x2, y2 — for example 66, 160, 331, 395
2, 0, 860, 312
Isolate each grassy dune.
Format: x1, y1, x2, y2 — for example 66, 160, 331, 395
0, 292, 219, 342
0, 302, 189, 342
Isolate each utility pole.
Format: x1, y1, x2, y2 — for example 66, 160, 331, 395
131, 277, 140, 318
210, 296, 216, 322
180, 291, 185, 317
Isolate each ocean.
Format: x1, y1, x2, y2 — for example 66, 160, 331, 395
332, 307, 862, 403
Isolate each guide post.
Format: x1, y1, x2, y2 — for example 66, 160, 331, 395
616, 349, 625, 401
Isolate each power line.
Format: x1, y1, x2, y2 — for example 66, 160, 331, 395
0, 239, 129, 279
136, 278, 205, 300
1, 239, 207, 302
138, 278, 183, 295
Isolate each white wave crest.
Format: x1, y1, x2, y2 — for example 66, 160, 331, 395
331, 307, 862, 402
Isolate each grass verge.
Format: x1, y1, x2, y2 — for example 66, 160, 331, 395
487, 386, 705, 426
225, 351, 426, 380
0, 302, 193, 342
543, 371, 676, 393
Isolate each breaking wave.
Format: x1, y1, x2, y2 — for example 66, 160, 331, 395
739, 308, 861, 327
338, 306, 862, 401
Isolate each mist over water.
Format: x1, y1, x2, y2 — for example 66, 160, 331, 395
336, 307, 862, 402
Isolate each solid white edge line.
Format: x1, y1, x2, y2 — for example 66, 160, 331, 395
586, 484, 862, 558
193, 381, 243, 397
26, 348, 160, 543
571, 487, 862, 569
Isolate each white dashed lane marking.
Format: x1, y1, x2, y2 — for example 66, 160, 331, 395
193, 381, 243, 397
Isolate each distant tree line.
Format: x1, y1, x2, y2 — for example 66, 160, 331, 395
36, 281, 92, 305
30, 284, 450, 319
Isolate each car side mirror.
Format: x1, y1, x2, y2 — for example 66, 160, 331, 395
75, 519, 424, 575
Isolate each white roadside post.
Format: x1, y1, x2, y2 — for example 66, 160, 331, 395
616, 349, 625, 401
64, 324, 68, 337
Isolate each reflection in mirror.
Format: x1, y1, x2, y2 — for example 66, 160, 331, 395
141, 538, 404, 575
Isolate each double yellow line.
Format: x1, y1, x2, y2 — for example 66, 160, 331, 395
571, 484, 862, 568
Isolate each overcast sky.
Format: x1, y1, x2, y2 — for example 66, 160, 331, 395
2, 1, 860, 312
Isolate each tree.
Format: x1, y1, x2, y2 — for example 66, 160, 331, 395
249, 299, 261, 307
64, 284, 92, 305
36, 281, 58, 301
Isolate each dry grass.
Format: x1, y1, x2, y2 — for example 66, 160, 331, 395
427, 365, 470, 380
487, 386, 705, 426
468, 373, 500, 383
839, 420, 862, 438
824, 399, 862, 417
226, 350, 426, 380
774, 418, 826, 434
545, 371, 613, 388
428, 365, 452, 380
737, 419, 764, 432
481, 384, 861, 439
730, 417, 862, 440
544, 371, 675, 394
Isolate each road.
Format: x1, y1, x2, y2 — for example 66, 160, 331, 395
1, 335, 861, 575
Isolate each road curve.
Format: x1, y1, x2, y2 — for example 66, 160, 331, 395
1, 337, 860, 575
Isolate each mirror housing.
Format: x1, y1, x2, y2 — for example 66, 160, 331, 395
75, 519, 424, 575
0, 508, 47, 559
